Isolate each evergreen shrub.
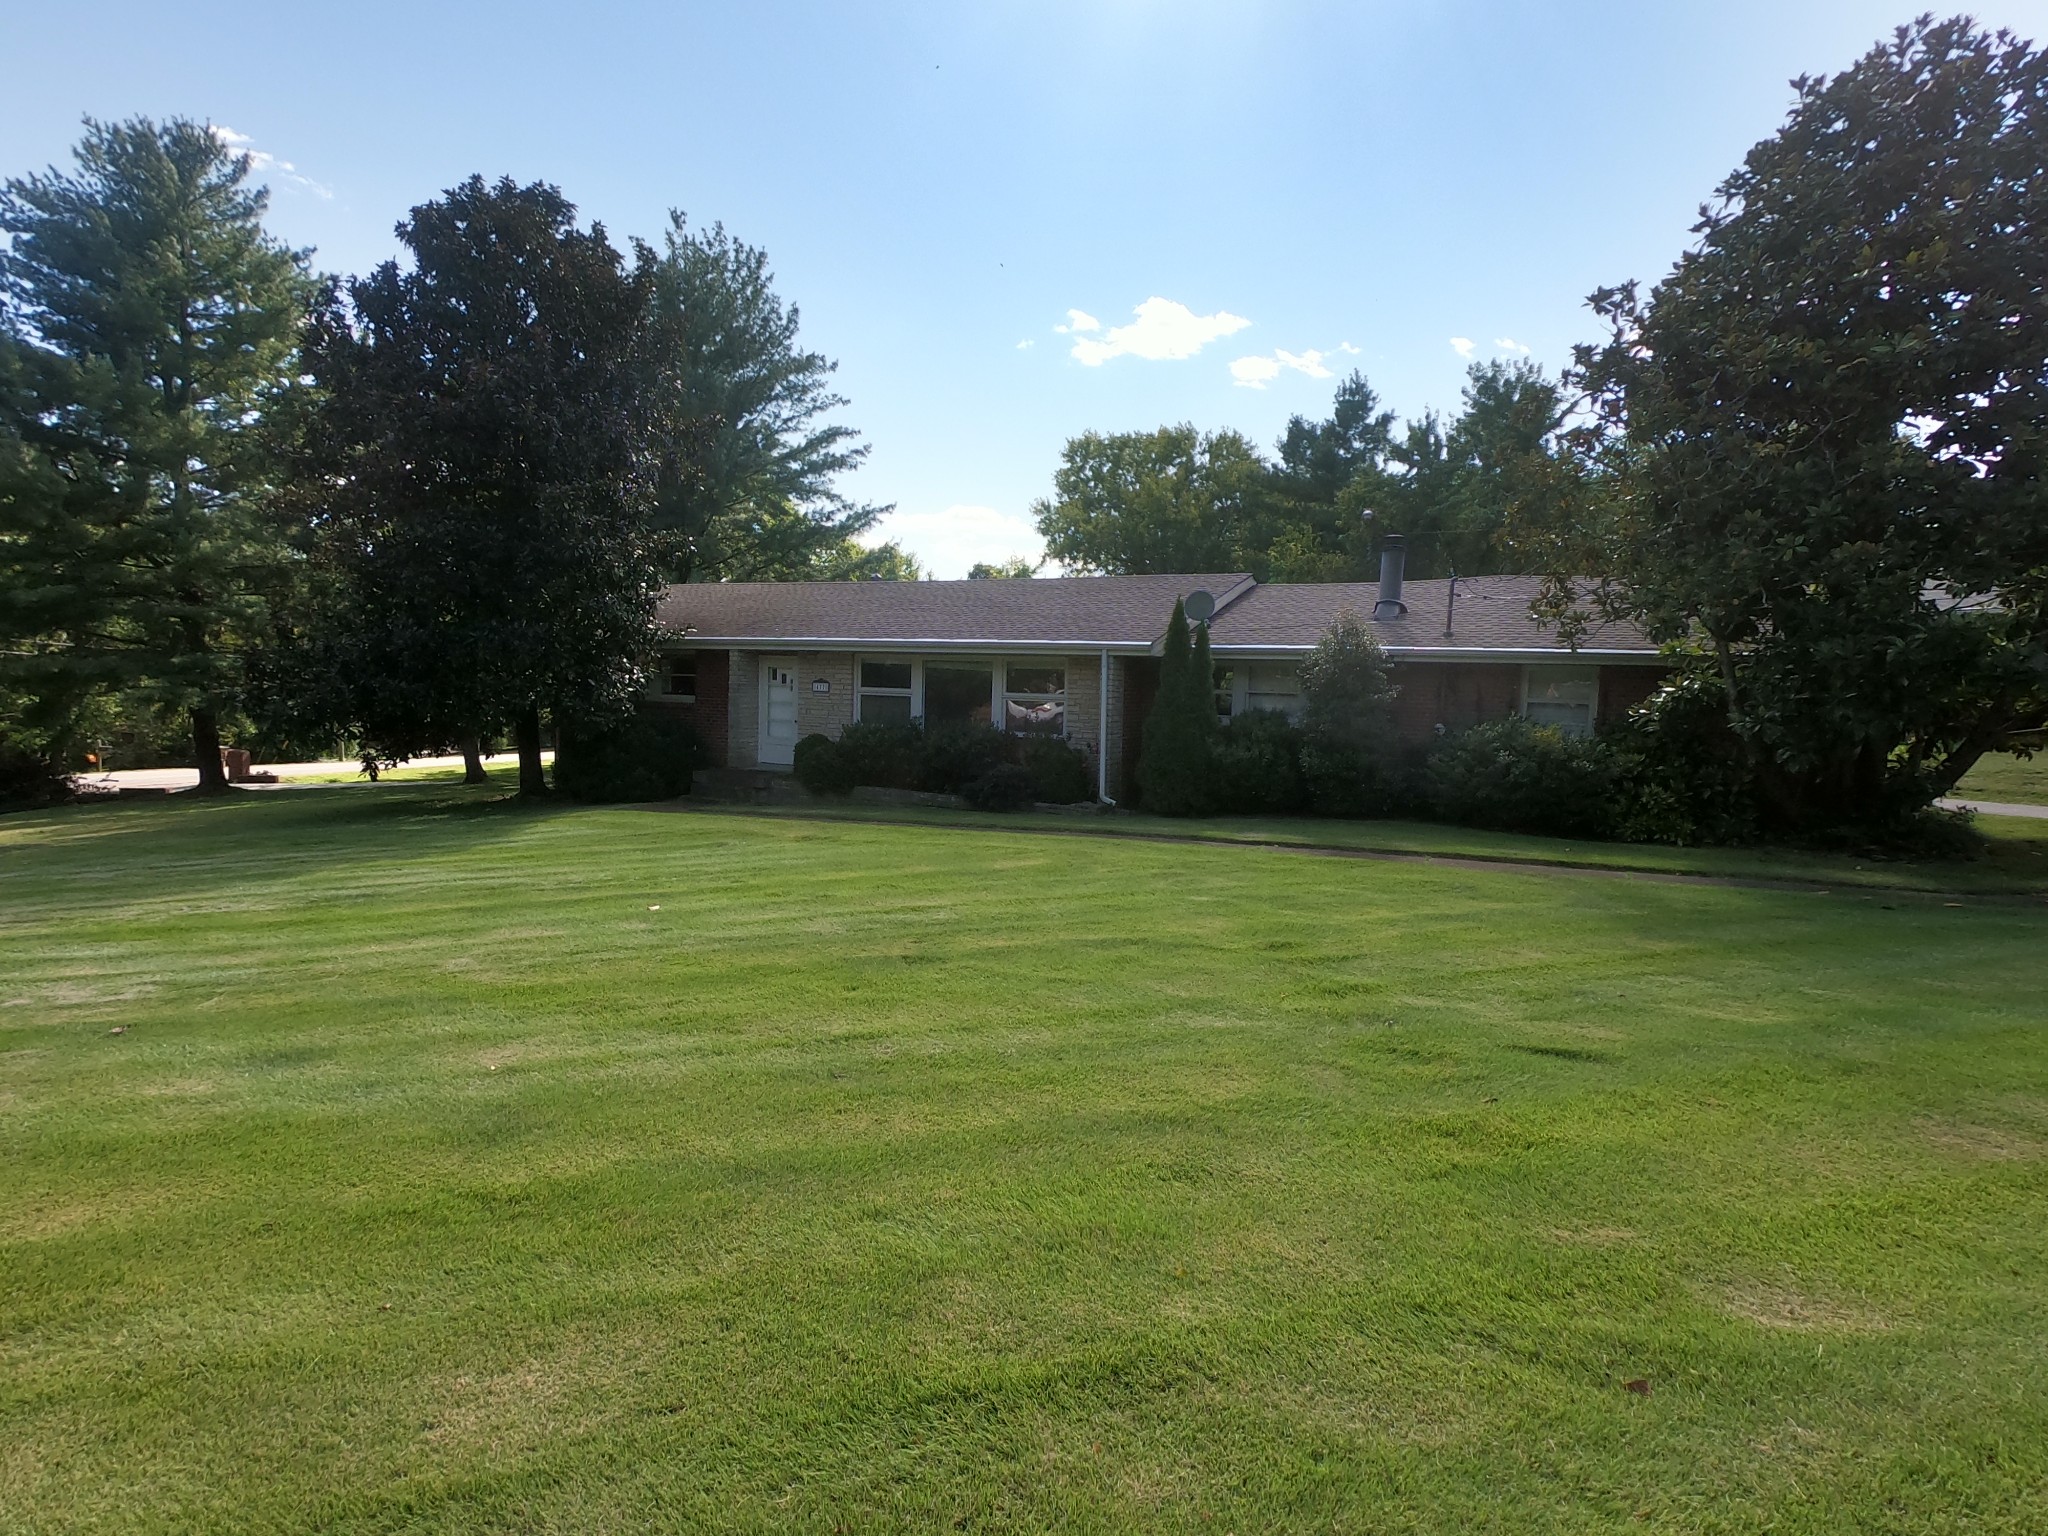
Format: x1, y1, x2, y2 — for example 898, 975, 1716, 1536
1423, 718, 1617, 838
554, 708, 701, 802
1211, 710, 1309, 814
1021, 736, 1093, 803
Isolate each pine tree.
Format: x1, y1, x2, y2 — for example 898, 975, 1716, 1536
0, 118, 310, 791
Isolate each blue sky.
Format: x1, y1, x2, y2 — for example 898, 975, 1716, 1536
5, 1, 2043, 574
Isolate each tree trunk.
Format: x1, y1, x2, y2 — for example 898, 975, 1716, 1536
460, 734, 488, 785
515, 709, 548, 796
190, 705, 231, 795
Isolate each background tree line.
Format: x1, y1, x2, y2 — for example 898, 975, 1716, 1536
1, 124, 914, 795
1031, 357, 1568, 583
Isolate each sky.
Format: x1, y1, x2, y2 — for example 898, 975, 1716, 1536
4, 1, 2044, 576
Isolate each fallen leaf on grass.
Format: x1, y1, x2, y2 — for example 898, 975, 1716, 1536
107, 1027, 126, 1035
1624, 1378, 1652, 1396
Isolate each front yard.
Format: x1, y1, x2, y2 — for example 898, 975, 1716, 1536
3, 787, 2046, 1532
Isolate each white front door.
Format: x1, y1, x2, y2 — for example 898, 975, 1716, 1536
758, 656, 799, 765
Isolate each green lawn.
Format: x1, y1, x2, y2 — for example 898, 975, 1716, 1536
1956, 751, 2048, 806
4, 788, 2046, 1533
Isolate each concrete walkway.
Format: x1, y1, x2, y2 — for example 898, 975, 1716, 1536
1940, 797, 2048, 820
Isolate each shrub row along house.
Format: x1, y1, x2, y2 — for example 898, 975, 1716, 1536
649, 541, 1663, 801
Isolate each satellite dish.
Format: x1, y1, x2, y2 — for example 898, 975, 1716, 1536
1184, 588, 1216, 623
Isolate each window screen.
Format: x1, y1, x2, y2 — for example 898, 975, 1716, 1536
1524, 666, 1598, 737
1003, 662, 1066, 735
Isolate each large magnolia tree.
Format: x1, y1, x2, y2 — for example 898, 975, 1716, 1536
1548, 15, 2048, 829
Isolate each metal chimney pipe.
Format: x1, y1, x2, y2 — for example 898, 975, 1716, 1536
1372, 535, 1408, 620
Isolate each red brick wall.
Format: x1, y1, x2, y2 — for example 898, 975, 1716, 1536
1599, 665, 1665, 724
1389, 663, 1523, 742
643, 649, 731, 767
691, 650, 730, 767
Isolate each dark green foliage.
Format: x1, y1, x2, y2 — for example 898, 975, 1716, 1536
1552, 17, 2048, 832
1137, 600, 1218, 816
554, 708, 700, 803
1297, 613, 1401, 816
0, 118, 312, 792
1020, 736, 1092, 804
300, 176, 656, 795
1424, 718, 1618, 839
1602, 674, 1762, 846
792, 732, 853, 795
915, 722, 1012, 795
0, 738, 72, 810
1211, 710, 1309, 815
961, 763, 1036, 812
794, 721, 1092, 805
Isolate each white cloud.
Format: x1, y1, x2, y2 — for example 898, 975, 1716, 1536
1053, 309, 1100, 335
865, 504, 1047, 580
1230, 355, 1282, 388
1495, 337, 1532, 355
1066, 297, 1249, 366
212, 125, 333, 199
1450, 337, 1476, 359
1015, 339, 1034, 350
1229, 346, 1335, 389
1338, 341, 1361, 355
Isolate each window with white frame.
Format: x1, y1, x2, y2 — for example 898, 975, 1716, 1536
1244, 662, 1304, 719
857, 659, 914, 724
1523, 665, 1598, 737
1002, 662, 1066, 735
658, 654, 696, 700
1212, 664, 1235, 723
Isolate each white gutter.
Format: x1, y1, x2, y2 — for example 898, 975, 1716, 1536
1097, 648, 1113, 805
1208, 644, 1664, 663
674, 636, 1157, 654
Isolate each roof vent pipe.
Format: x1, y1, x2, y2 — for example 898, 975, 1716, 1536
1372, 535, 1408, 620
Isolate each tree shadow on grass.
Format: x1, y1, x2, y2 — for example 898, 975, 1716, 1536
2, 783, 618, 914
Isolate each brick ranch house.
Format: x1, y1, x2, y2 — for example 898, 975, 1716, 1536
647, 545, 1663, 802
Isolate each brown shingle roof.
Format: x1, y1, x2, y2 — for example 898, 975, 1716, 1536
657, 573, 1254, 648
1208, 575, 1658, 656
655, 572, 1660, 658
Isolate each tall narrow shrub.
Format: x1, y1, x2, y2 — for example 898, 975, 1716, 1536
1138, 599, 1218, 815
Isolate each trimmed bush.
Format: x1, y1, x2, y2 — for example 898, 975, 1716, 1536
1298, 611, 1402, 816
916, 721, 1011, 794
834, 720, 924, 792
1424, 717, 1617, 838
962, 763, 1037, 811
1211, 709, 1309, 814
554, 708, 701, 803
1022, 736, 1093, 804
793, 733, 854, 795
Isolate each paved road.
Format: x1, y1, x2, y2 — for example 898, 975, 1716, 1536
79, 752, 543, 791
1940, 797, 2048, 820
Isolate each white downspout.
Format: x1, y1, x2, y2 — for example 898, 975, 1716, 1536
1098, 648, 1115, 805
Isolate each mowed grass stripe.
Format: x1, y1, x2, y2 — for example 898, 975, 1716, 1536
2, 787, 2045, 1533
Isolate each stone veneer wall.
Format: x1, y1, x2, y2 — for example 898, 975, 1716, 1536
794, 653, 857, 739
